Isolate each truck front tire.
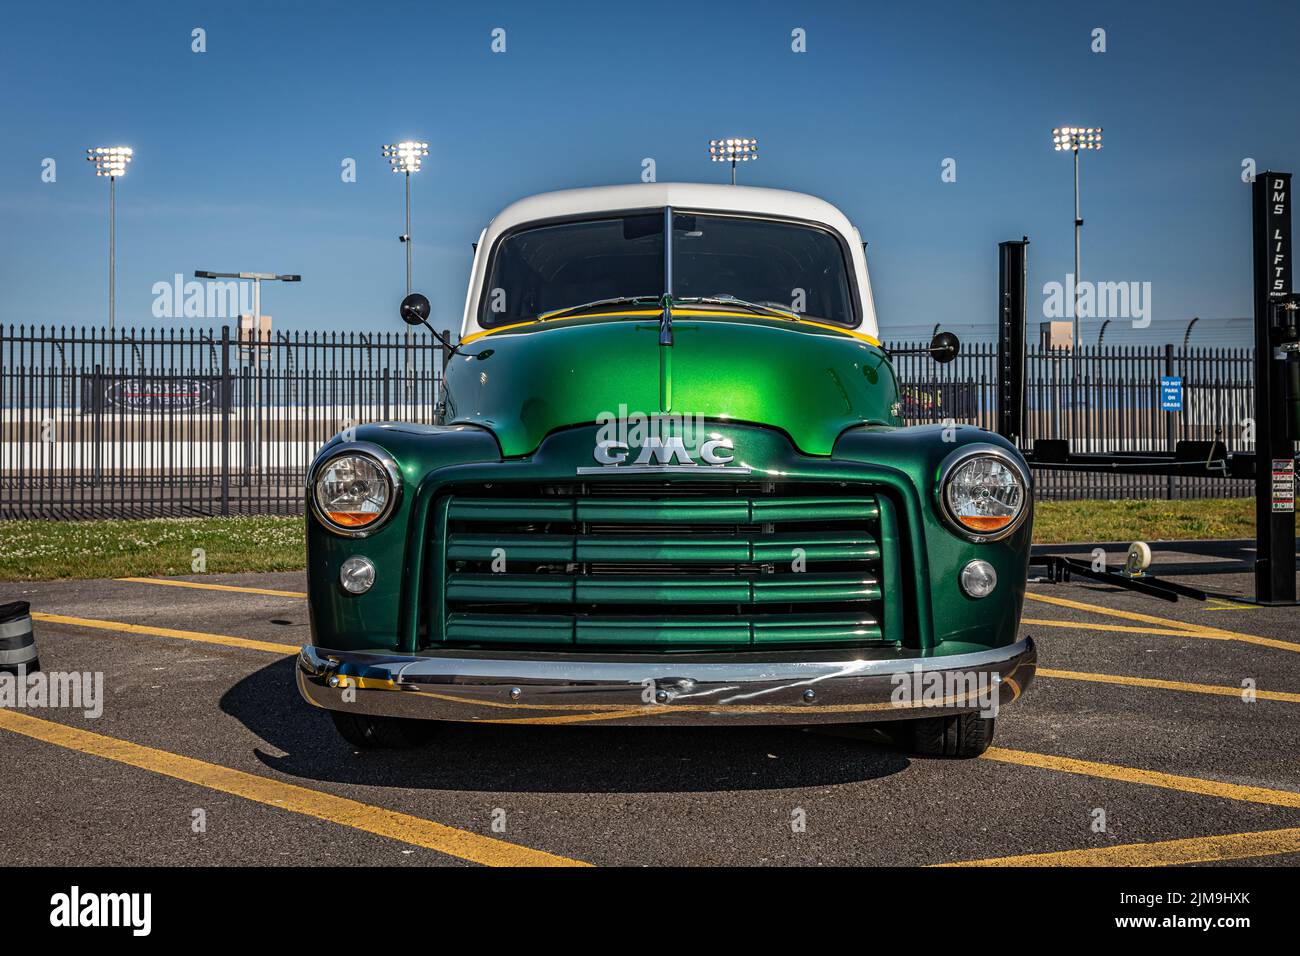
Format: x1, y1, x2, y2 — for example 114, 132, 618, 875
329, 711, 439, 749
901, 713, 995, 758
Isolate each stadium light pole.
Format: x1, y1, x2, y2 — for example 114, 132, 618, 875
382, 141, 428, 371
86, 146, 133, 334
1051, 127, 1102, 353
709, 137, 758, 184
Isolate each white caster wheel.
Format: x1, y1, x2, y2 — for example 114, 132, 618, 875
1126, 540, 1152, 574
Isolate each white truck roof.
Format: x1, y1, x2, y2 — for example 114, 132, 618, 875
460, 182, 879, 340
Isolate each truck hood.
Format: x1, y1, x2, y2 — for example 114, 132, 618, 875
443, 314, 900, 457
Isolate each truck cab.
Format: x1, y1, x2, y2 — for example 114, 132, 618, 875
298, 182, 1036, 757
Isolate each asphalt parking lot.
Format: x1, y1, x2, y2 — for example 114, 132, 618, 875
2, 543, 1299, 867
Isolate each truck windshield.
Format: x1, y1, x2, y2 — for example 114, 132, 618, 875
479, 210, 855, 327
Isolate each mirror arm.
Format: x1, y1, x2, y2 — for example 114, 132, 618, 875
418, 320, 458, 355
887, 330, 960, 364
887, 345, 945, 357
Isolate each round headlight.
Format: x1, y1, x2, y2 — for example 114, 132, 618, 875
313, 452, 396, 534
940, 451, 1028, 540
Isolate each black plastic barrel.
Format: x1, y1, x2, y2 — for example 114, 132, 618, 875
0, 601, 38, 673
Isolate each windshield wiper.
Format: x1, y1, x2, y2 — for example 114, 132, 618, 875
674, 295, 799, 320
537, 296, 660, 322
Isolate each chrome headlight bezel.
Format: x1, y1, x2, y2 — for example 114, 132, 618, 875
936, 445, 1031, 543
309, 442, 403, 538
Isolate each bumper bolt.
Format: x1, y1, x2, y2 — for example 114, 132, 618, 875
803, 689, 817, 702
655, 690, 670, 703
328, 676, 340, 688
509, 687, 522, 701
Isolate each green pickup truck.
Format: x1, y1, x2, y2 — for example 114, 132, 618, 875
297, 182, 1036, 757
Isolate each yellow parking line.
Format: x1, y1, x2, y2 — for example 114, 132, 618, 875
1026, 591, 1300, 652
1023, 618, 1198, 637
1205, 598, 1261, 612
983, 747, 1300, 809
1025, 591, 1210, 634
117, 577, 307, 599
1038, 667, 1300, 704
0, 709, 585, 867
31, 612, 296, 656
937, 825, 1300, 867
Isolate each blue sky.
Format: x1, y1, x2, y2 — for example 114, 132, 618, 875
1, 0, 1297, 345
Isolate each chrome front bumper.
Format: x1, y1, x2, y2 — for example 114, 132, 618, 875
296, 637, 1036, 727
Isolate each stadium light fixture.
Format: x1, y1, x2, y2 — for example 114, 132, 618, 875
709, 137, 758, 185
383, 140, 428, 175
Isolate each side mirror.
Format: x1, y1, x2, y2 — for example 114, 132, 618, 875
930, 330, 960, 364
400, 292, 431, 326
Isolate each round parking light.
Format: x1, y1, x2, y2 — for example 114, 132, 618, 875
340, 556, 376, 595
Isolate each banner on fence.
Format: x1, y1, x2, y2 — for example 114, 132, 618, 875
898, 382, 979, 420
80, 374, 224, 414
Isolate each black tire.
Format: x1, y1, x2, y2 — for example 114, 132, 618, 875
329, 711, 439, 749
901, 713, 995, 758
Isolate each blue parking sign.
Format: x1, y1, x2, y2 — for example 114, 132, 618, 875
1160, 376, 1183, 411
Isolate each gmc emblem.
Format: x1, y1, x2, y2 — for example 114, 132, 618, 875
578, 436, 748, 473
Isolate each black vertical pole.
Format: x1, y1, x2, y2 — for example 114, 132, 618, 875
997, 238, 1029, 445
220, 325, 231, 517
1251, 171, 1296, 603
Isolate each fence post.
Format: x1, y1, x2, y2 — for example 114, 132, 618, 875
92, 362, 102, 486
220, 325, 231, 516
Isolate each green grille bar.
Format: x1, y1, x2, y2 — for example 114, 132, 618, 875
448, 532, 879, 566
577, 498, 751, 524
450, 495, 878, 526
442, 613, 882, 646
448, 499, 575, 522
750, 531, 880, 563
751, 575, 882, 603
575, 618, 751, 646
751, 614, 883, 643
445, 613, 575, 644
448, 534, 575, 562
446, 574, 574, 603
576, 576, 752, 604
752, 497, 880, 522
448, 572, 880, 605
576, 535, 749, 564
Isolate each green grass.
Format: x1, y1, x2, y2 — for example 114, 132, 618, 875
0, 516, 306, 582
0, 498, 1256, 582
1032, 498, 1254, 544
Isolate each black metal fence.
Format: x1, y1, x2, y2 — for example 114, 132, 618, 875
1, 325, 1254, 519
889, 341, 1255, 501
1, 325, 445, 519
